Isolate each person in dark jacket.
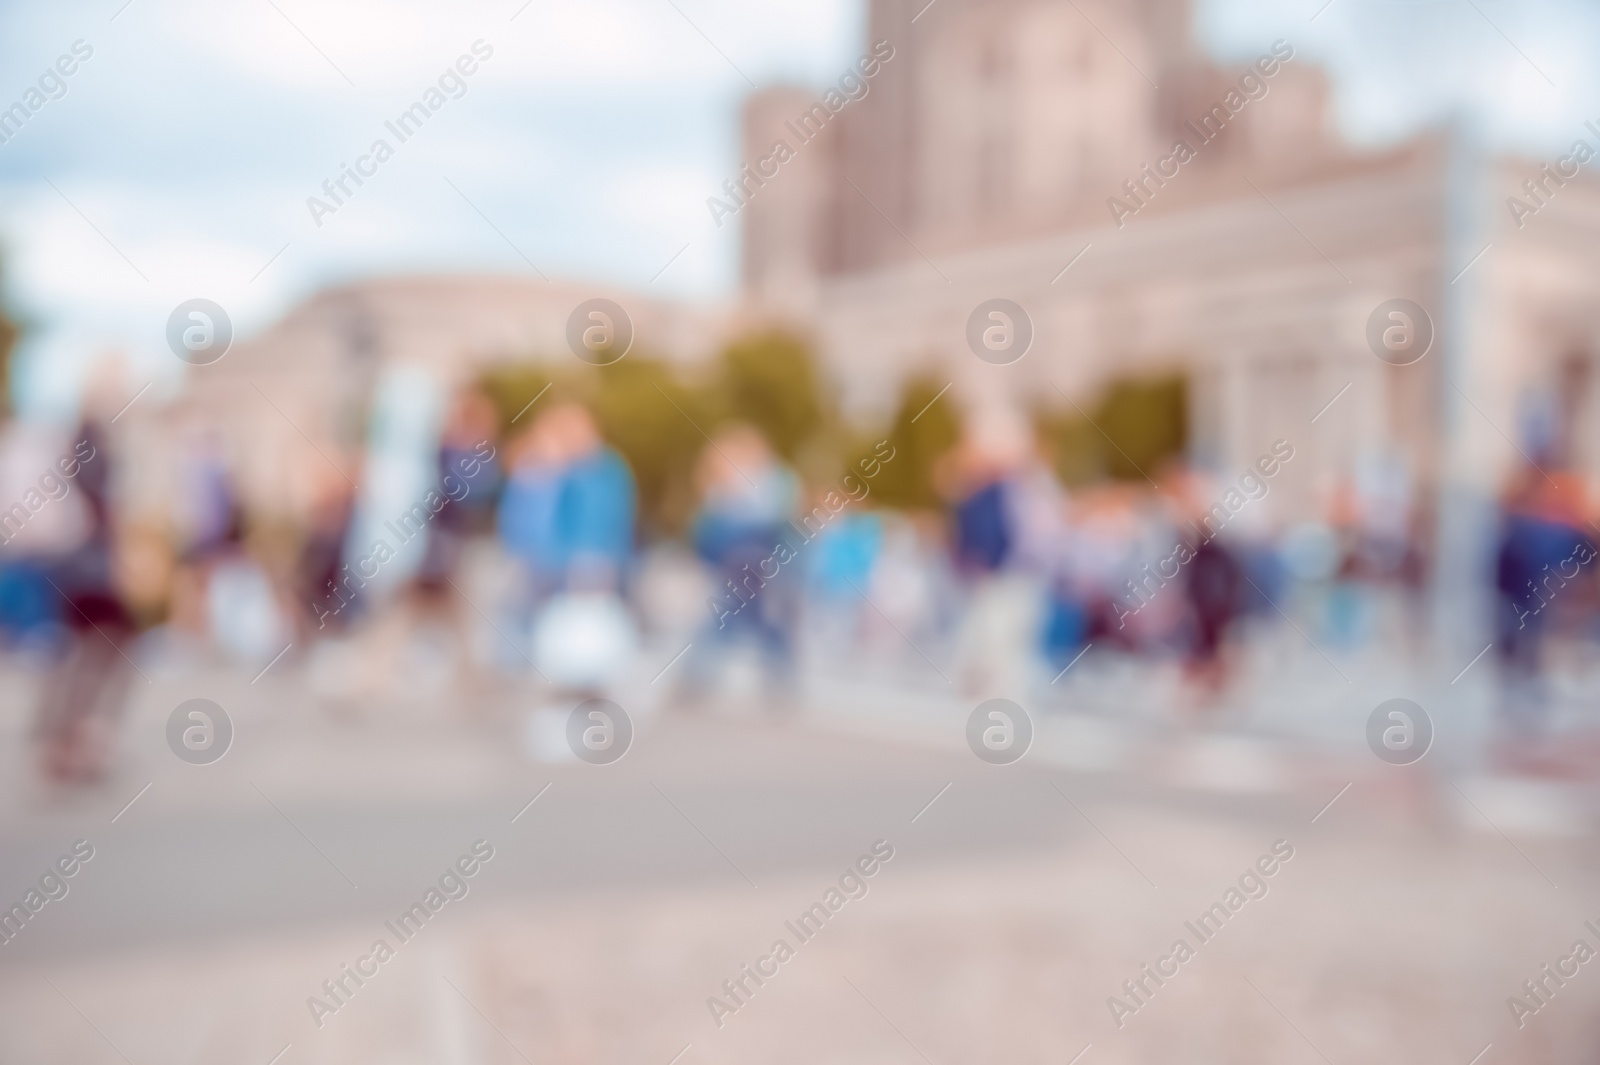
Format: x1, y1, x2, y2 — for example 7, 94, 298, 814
1493, 468, 1594, 740
34, 417, 137, 784
1184, 532, 1244, 699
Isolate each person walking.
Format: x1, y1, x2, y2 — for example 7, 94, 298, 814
1492, 467, 1594, 744
937, 412, 1036, 697
501, 403, 637, 694
34, 404, 136, 784
683, 425, 800, 709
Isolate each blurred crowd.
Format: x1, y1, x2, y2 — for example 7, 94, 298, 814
1, 375, 1596, 786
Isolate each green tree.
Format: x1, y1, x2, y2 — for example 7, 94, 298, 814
1033, 407, 1103, 487
587, 358, 718, 537
478, 357, 721, 538
871, 375, 961, 510
478, 364, 559, 437
1035, 374, 1188, 485
714, 330, 829, 462
1096, 375, 1186, 480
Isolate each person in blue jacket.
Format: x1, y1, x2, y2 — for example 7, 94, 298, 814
498, 402, 635, 598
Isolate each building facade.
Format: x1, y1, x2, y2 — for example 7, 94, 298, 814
739, 0, 1600, 538
185, 0, 1600, 556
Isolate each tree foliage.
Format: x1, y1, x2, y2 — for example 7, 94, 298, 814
586, 359, 719, 538
478, 330, 838, 537
870, 375, 961, 511
712, 330, 829, 463
477, 331, 1187, 540
1036, 374, 1187, 485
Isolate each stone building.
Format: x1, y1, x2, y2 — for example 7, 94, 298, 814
185, 0, 1600, 561
738, 0, 1600, 540
191, 276, 728, 522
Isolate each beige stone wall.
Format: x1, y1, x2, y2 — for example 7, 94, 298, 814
182, 276, 731, 520
908, 0, 1157, 250
813, 147, 1449, 501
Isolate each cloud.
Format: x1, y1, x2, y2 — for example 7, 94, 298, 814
1204, 0, 1596, 152
3, 0, 1598, 416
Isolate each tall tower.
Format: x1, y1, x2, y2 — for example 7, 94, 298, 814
737, 0, 1182, 286
740, 87, 837, 316
1130, 0, 1194, 76
828, 0, 920, 273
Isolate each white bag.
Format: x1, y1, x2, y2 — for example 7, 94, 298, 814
530, 592, 638, 690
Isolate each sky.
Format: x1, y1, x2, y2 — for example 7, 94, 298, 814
0, 0, 1594, 418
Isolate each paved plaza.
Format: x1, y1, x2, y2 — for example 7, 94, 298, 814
1, 638, 1598, 1064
